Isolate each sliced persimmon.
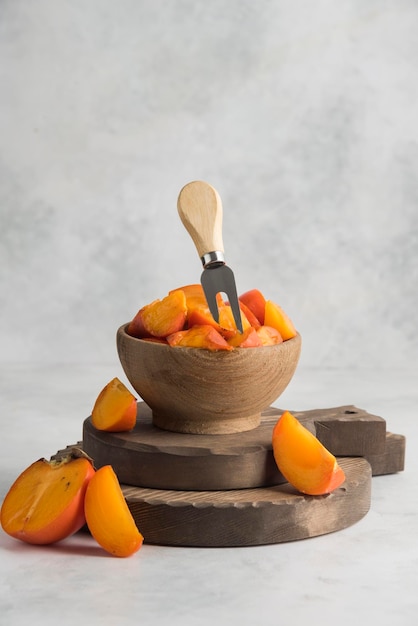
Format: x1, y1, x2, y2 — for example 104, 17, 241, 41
239, 301, 261, 329
188, 303, 248, 339
272, 411, 346, 495
91, 377, 137, 432
127, 305, 153, 339
256, 325, 283, 346
141, 290, 187, 337
84, 465, 143, 557
218, 303, 251, 336
187, 305, 224, 332
239, 289, 266, 324
227, 326, 263, 348
264, 300, 297, 340
170, 284, 207, 309
167, 325, 233, 351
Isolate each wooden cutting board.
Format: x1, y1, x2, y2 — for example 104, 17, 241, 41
82, 403, 404, 491
67, 403, 405, 547
122, 456, 371, 547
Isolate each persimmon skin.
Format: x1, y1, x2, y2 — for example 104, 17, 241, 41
84, 465, 143, 558
272, 411, 346, 496
218, 303, 250, 336
91, 377, 137, 432
127, 305, 152, 339
239, 289, 267, 324
239, 301, 261, 329
0, 454, 95, 545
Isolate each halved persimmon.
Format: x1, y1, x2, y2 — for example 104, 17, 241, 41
0, 450, 95, 545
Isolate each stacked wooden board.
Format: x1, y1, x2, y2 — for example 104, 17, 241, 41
62, 403, 406, 547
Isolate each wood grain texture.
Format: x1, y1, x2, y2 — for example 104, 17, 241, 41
82, 403, 399, 491
117, 325, 301, 434
177, 180, 224, 257
292, 405, 388, 456
122, 457, 372, 547
365, 432, 406, 475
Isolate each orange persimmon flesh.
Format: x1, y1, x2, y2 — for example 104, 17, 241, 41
170, 283, 207, 309
264, 300, 297, 340
188, 302, 249, 339
0, 454, 95, 545
256, 325, 283, 346
167, 325, 233, 351
128, 284, 298, 351
187, 305, 231, 337
227, 326, 263, 348
170, 284, 223, 313
272, 411, 346, 495
141, 290, 187, 337
91, 377, 137, 432
84, 465, 143, 557
218, 303, 251, 336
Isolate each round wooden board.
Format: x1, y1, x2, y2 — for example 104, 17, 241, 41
122, 457, 372, 547
82, 401, 387, 491
83, 402, 284, 490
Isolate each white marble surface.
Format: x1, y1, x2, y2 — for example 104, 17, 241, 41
0, 364, 416, 626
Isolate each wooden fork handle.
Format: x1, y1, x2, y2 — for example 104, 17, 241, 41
177, 181, 224, 260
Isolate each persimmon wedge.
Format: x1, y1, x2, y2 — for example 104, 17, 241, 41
127, 305, 152, 339
141, 290, 187, 337
256, 325, 283, 346
84, 465, 143, 557
170, 283, 209, 311
264, 300, 297, 340
91, 377, 137, 432
188, 303, 249, 339
0, 451, 95, 545
239, 289, 266, 324
167, 325, 233, 351
227, 326, 263, 348
272, 411, 346, 495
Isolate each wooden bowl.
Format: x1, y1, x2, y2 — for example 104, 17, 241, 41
116, 324, 301, 435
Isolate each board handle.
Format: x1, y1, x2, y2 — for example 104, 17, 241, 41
177, 181, 225, 264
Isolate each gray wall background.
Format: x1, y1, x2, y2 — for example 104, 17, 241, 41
1, 0, 417, 370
